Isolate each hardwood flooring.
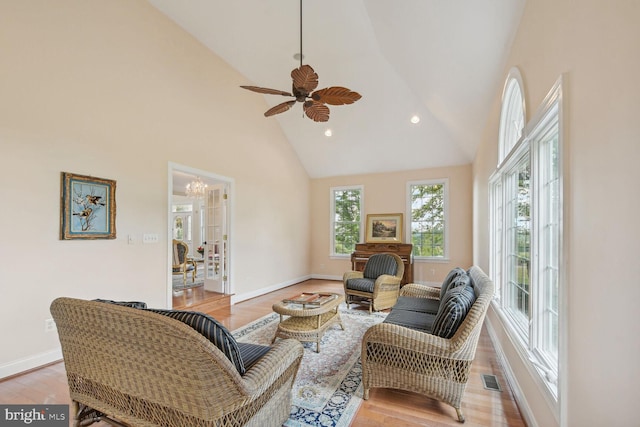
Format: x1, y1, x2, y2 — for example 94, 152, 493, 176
0, 279, 526, 426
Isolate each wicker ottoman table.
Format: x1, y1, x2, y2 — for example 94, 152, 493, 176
272, 292, 345, 352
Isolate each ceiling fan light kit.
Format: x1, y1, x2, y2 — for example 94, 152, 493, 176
240, 0, 361, 122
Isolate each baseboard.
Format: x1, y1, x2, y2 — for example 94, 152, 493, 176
0, 348, 62, 380
231, 275, 312, 304
485, 313, 538, 427
310, 273, 342, 281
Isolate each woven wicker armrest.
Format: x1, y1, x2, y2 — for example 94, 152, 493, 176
374, 274, 402, 292
343, 270, 364, 281
400, 283, 441, 299
240, 339, 304, 397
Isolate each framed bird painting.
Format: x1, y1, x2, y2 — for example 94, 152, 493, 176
60, 172, 116, 240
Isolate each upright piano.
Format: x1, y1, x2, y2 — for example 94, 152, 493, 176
350, 242, 413, 285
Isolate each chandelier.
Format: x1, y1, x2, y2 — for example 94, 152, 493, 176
185, 177, 207, 199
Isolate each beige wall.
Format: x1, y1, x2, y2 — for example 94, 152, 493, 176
0, 0, 310, 376
473, 1, 640, 426
310, 165, 473, 282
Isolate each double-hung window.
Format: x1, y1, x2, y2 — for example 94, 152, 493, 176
407, 180, 448, 259
490, 69, 564, 400
330, 186, 363, 256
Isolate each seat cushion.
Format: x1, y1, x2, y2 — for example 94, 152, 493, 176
440, 267, 468, 300
432, 283, 477, 339
383, 308, 435, 333
363, 253, 398, 279
237, 342, 271, 371
392, 296, 440, 315
145, 309, 246, 375
346, 277, 376, 293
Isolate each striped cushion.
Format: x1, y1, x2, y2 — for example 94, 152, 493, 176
384, 308, 435, 333
346, 277, 375, 293
237, 343, 271, 371
363, 253, 398, 279
440, 267, 468, 300
94, 299, 147, 309
392, 296, 440, 315
432, 283, 476, 339
145, 309, 246, 375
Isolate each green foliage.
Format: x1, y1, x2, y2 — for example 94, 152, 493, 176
333, 189, 361, 254
410, 183, 445, 256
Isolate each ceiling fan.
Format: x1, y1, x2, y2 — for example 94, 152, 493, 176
240, 0, 361, 122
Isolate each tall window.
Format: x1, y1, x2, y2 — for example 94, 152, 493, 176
330, 186, 363, 256
490, 72, 563, 399
407, 180, 448, 258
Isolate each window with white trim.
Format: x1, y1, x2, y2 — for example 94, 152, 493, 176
407, 180, 448, 259
490, 72, 563, 399
330, 186, 363, 256
499, 68, 526, 164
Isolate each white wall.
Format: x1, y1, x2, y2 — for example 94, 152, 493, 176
473, 1, 640, 426
0, 0, 310, 377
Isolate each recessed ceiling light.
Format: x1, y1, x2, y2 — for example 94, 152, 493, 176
410, 115, 420, 124
324, 129, 332, 137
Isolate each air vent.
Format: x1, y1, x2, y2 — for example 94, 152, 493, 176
481, 374, 502, 392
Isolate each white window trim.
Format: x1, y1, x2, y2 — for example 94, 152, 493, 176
491, 73, 566, 419
406, 178, 450, 261
329, 185, 364, 258
499, 67, 526, 167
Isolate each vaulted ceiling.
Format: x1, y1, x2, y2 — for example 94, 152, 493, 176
149, 0, 525, 178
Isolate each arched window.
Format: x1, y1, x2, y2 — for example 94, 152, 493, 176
498, 68, 525, 164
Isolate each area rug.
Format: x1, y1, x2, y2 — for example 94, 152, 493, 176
232, 305, 387, 427
172, 269, 205, 290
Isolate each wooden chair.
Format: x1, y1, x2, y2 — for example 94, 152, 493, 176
343, 252, 404, 313
172, 239, 196, 285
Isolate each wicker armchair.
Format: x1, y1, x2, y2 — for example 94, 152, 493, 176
343, 252, 404, 313
50, 297, 303, 427
361, 266, 494, 422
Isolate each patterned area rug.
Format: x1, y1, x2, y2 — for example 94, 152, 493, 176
172, 269, 205, 290
232, 305, 387, 427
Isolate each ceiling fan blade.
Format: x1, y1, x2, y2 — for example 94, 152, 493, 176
311, 87, 362, 105
240, 86, 293, 97
264, 100, 297, 117
291, 64, 319, 94
303, 100, 330, 122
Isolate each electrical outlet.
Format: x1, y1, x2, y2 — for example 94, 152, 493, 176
128, 234, 136, 245
45, 319, 56, 332
142, 233, 159, 244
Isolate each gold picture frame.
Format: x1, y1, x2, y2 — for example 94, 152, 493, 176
365, 213, 403, 243
60, 172, 116, 240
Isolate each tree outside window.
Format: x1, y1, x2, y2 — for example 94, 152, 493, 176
409, 181, 447, 258
331, 186, 362, 255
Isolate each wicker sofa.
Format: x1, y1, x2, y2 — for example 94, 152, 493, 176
50, 297, 304, 427
361, 266, 494, 423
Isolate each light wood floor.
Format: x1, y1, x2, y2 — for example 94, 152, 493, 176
0, 279, 526, 426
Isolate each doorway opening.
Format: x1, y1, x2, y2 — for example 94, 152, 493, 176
168, 163, 233, 309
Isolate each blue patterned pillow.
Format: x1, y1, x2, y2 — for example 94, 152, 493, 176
432, 283, 476, 339
145, 309, 245, 375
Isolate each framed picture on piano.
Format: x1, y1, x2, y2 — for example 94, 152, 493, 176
365, 213, 403, 243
